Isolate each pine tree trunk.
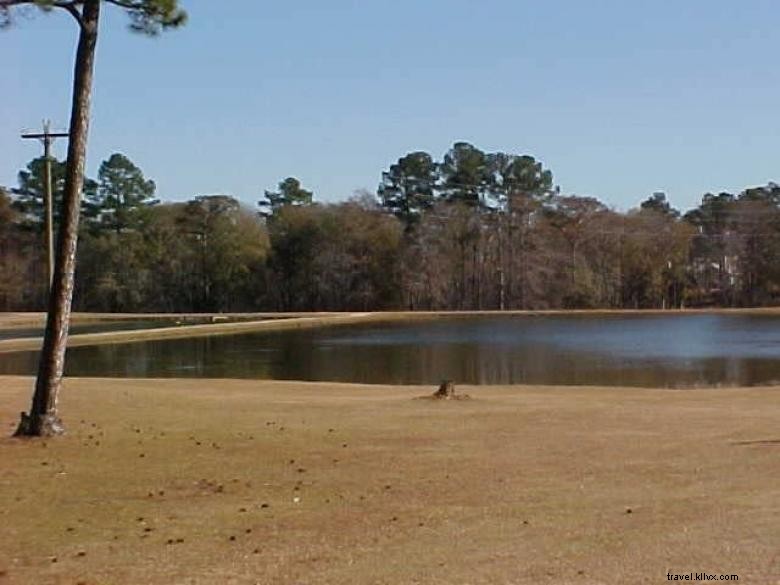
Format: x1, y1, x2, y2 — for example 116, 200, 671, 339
15, 0, 101, 438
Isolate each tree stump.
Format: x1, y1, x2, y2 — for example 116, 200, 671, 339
433, 380, 456, 399
414, 380, 469, 401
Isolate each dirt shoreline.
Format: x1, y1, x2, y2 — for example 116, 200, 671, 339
1, 307, 779, 353
0, 376, 777, 584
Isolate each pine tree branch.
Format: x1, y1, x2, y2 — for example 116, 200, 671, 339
1, 0, 186, 32
54, 1, 85, 29
0, 0, 86, 29
103, 0, 142, 8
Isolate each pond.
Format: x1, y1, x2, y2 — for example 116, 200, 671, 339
0, 314, 778, 388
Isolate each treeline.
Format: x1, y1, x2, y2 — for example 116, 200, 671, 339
1, 142, 779, 312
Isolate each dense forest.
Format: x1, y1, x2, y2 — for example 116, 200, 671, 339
1, 142, 779, 312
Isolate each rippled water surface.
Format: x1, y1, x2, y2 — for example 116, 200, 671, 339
0, 314, 779, 387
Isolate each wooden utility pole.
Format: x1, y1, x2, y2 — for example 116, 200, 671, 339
21, 121, 69, 287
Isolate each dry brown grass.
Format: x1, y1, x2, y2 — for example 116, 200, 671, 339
0, 377, 778, 585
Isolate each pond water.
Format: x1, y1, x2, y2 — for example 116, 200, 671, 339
0, 314, 779, 387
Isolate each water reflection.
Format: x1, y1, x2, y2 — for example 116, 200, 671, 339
0, 314, 778, 387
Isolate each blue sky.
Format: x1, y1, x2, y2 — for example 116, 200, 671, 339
2, 0, 780, 212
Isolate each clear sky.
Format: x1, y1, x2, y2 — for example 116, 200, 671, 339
2, 0, 780, 212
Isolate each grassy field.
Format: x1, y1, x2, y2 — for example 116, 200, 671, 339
0, 377, 778, 584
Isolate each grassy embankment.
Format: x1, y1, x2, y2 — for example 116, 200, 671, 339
0, 377, 778, 584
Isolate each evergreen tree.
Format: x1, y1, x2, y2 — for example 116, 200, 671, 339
92, 153, 157, 233
13, 156, 98, 231
378, 151, 437, 229
439, 142, 491, 207
488, 152, 554, 210
640, 192, 679, 218
259, 177, 314, 218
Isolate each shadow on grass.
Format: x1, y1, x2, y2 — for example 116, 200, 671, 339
731, 439, 780, 446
